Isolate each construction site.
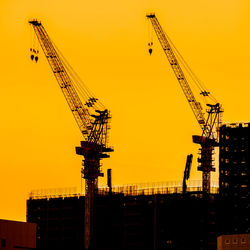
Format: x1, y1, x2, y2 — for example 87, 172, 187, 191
24, 13, 250, 250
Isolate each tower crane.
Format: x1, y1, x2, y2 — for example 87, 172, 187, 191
146, 13, 222, 194
29, 20, 113, 249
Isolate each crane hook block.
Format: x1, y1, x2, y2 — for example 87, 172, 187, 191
31, 54, 34, 60
149, 48, 153, 55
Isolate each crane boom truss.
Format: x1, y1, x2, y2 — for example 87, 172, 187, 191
29, 20, 99, 141
147, 14, 210, 136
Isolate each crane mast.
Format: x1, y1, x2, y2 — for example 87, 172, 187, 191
147, 13, 222, 194
29, 20, 113, 249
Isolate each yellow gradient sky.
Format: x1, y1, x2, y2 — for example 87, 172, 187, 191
0, 0, 249, 221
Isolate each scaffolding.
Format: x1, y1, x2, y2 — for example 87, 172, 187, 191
28, 180, 219, 200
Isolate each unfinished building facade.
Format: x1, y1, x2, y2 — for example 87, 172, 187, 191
27, 187, 218, 250
219, 123, 250, 235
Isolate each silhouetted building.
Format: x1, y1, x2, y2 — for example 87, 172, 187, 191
27, 186, 219, 250
219, 123, 250, 235
0, 219, 36, 250
25, 122, 250, 249
217, 234, 250, 250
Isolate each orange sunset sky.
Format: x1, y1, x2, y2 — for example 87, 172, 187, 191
0, 0, 249, 221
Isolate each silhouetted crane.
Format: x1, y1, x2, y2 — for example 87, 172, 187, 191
147, 13, 223, 194
29, 20, 113, 249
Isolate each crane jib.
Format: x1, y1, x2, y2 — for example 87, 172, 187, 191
29, 19, 111, 147
146, 14, 222, 139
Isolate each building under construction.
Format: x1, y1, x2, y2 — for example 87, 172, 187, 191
27, 122, 250, 250
27, 185, 219, 250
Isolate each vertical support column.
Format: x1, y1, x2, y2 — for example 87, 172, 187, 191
194, 136, 216, 195
83, 157, 100, 250
153, 195, 157, 250
84, 179, 95, 250
107, 169, 112, 195
76, 141, 112, 250
198, 144, 215, 194
202, 171, 211, 194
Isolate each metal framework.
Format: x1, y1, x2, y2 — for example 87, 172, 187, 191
29, 20, 113, 249
147, 13, 222, 193
183, 154, 193, 194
